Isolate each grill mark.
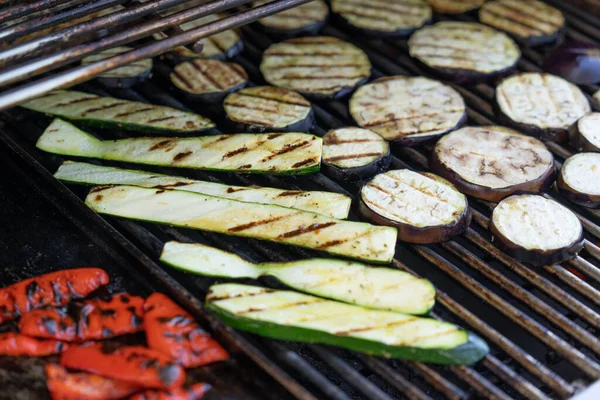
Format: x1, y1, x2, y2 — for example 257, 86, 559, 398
324, 138, 380, 145
361, 110, 465, 127
271, 74, 369, 80
224, 102, 303, 119
498, 88, 514, 115
222, 146, 249, 159
34, 92, 61, 100
316, 230, 372, 250
383, 175, 456, 206
541, 75, 559, 121
277, 190, 303, 197
397, 328, 460, 346
224, 63, 247, 81
268, 133, 284, 140
480, 8, 547, 35
226, 187, 246, 193
238, 164, 253, 170
54, 96, 97, 107
207, 288, 276, 302
279, 222, 337, 238
337, 0, 429, 15
335, 317, 419, 336
207, 36, 227, 53
191, 60, 223, 91
232, 92, 310, 107
324, 152, 384, 162
485, 2, 563, 28
363, 197, 414, 224
81, 102, 126, 115
172, 69, 196, 91
149, 140, 174, 151
228, 214, 293, 232
265, 51, 355, 57
292, 158, 317, 168
114, 107, 154, 118
173, 151, 193, 161
230, 118, 271, 127
147, 116, 177, 124
273, 64, 370, 69
261, 140, 311, 162
237, 300, 323, 315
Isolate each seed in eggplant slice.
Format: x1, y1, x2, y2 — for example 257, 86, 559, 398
558, 153, 600, 209
428, 0, 485, 15
430, 126, 555, 202
479, 0, 564, 47
170, 59, 248, 104
330, 0, 432, 38
570, 113, 600, 153
408, 22, 520, 84
350, 76, 466, 147
360, 170, 470, 244
253, 0, 329, 38
81, 47, 153, 89
322, 127, 391, 182
260, 36, 372, 100
495, 73, 591, 143
223, 86, 314, 133
490, 194, 584, 266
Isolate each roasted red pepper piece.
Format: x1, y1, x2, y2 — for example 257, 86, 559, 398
129, 383, 211, 400
78, 293, 144, 340
46, 363, 140, 400
144, 293, 228, 368
61, 344, 185, 390
0, 332, 67, 356
19, 307, 77, 341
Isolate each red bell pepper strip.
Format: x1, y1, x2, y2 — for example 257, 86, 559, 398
46, 363, 140, 400
19, 308, 77, 341
60, 344, 185, 390
129, 383, 211, 400
0, 332, 67, 356
144, 293, 228, 368
78, 293, 144, 340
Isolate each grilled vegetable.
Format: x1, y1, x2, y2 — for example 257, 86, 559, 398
331, 0, 432, 37
129, 383, 211, 400
19, 308, 78, 342
206, 283, 488, 365
260, 36, 372, 100
78, 293, 144, 340
37, 119, 322, 175
0, 333, 67, 356
253, 0, 329, 37
544, 42, 600, 85
61, 344, 185, 390
349, 76, 466, 146
430, 126, 556, 202
479, 0, 564, 46
322, 127, 390, 182
54, 161, 351, 219
495, 73, 591, 143
22, 91, 215, 134
81, 46, 153, 88
160, 241, 436, 315
569, 112, 600, 153
408, 22, 520, 83
85, 185, 398, 263
224, 86, 314, 133
144, 293, 229, 367
170, 59, 248, 103
490, 194, 584, 266
428, 0, 485, 14
558, 153, 600, 209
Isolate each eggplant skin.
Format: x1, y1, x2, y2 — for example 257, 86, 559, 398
493, 102, 569, 143
558, 173, 600, 209
414, 59, 517, 85
388, 112, 467, 148
569, 120, 600, 153
95, 69, 152, 89
323, 151, 391, 183
225, 108, 315, 134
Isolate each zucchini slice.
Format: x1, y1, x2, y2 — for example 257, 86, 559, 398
260, 36, 372, 100
408, 22, 520, 83
22, 91, 214, 134
224, 86, 314, 133
428, 0, 485, 14
253, 0, 329, 37
569, 112, 600, 153
81, 46, 153, 89
558, 153, 600, 209
37, 119, 322, 175
170, 59, 248, 103
54, 161, 351, 218
495, 73, 591, 143
350, 76, 466, 146
206, 283, 489, 365
430, 126, 555, 202
160, 241, 435, 314
85, 185, 398, 263
322, 127, 390, 182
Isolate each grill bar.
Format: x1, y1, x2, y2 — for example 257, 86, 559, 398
0, 0, 75, 25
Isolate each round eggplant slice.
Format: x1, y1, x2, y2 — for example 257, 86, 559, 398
260, 36, 372, 100
170, 59, 248, 104
322, 127, 391, 182
429, 0, 485, 15
495, 73, 591, 143
569, 112, 600, 153
330, 0, 432, 38
253, 0, 329, 37
350, 76, 466, 147
223, 86, 314, 133
430, 126, 555, 202
490, 194, 584, 266
81, 46, 152, 89
558, 153, 600, 209
408, 22, 520, 84
479, 0, 564, 47
360, 170, 470, 244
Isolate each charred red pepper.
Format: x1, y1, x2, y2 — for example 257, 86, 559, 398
60, 344, 185, 390
78, 293, 144, 340
19, 308, 77, 341
0, 332, 67, 356
144, 293, 228, 368
46, 363, 140, 400
129, 383, 211, 400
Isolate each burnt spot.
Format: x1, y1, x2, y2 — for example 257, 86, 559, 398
149, 140, 174, 151
147, 116, 177, 124
131, 314, 143, 328
228, 215, 288, 232
51, 282, 64, 304
114, 107, 154, 118
261, 140, 311, 162
173, 151, 193, 162
222, 146, 249, 159
279, 222, 337, 238
155, 189, 166, 194
324, 152, 383, 162
102, 327, 114, 338
226, 187, 246, 193
140, 358, 160, 370
99, 308, 116, 317
277, 190, 303, 197
214, 135, 234, 143
119, 295, 130, 304
81, 102, 127, 115
292, 158, 317, 168
158, 364, 183, 387
157, 315, 193, 327
94, 195, 103, 202
316, 239, 347, 249
267, 133, 284, 140
237, 164, 253, 170
42, 317, 57, 335
152, 182, 192, 190
54, 96, 97, 107
25, 281, 41, 309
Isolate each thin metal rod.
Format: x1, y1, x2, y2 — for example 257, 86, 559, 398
0, 0, 73, 25
481, 355, 548, 400
585, 240, 600, 263
569, 256, 600, 284
544, 264, 600, 307
448, 365, 512, 400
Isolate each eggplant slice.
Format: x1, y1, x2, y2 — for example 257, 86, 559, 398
253, 0, 329, 37
490, 194, 584, 266
428, 0, 485, 14
330, 0, 432, 38
322, 127, 391, 182
408, 22, 520, 83
569, 112, 600, 153
558, 153, 600, 209
170, 59, 248, 103
224, 86, 314, 133
360, 170, 470, 244
350, 76, 466, 146
495, 73, 591, 143
260, 36, 372, 100
81, 46, 152, 89
479, 0, 565, 47
430, 126, 555, 202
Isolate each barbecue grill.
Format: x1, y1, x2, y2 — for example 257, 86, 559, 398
0, 0, 600, 399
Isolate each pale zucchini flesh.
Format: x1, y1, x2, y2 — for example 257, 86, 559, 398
86, 185, 398, 263
160, 241, 435, 314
